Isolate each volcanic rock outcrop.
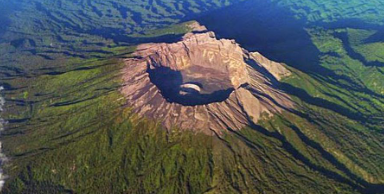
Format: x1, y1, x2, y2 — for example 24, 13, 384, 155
121, 23, 294, 135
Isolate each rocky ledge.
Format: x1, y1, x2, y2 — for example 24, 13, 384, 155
120, 23, 294, 135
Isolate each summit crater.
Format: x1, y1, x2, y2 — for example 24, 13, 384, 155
121, 23, 294, 135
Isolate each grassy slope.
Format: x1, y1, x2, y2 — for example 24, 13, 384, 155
1, 28, 383, 194
0, 60, 364, 193
0, 0, 384, 193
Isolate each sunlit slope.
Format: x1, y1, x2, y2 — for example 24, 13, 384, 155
0, 0, 383, 193
1, 56, 380, 194
274, 0, 384, 24
1, 29, 383, 194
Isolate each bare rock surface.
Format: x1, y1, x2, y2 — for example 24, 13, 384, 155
120, 22, 294, 135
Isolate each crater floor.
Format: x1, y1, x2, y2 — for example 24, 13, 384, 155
147, 65, 235, 106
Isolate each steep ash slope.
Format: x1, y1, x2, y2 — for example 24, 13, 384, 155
121, 24, 293, 134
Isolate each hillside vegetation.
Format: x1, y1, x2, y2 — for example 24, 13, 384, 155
0, 0, 383, 193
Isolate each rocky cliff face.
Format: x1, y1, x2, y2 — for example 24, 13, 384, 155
120, 23, 294, 135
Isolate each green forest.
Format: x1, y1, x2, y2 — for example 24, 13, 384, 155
0, 0, 383, 193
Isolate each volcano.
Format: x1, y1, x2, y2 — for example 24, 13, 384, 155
120, 23, 294, 135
